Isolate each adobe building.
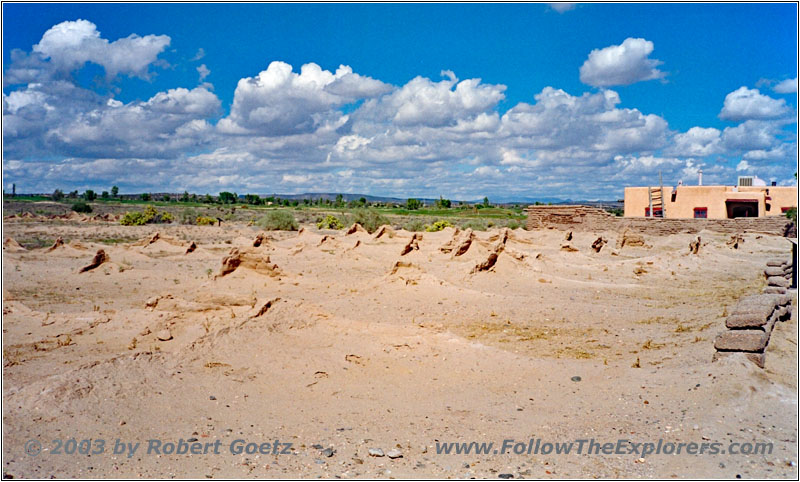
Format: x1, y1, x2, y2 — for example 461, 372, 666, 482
624, 175, 797, 219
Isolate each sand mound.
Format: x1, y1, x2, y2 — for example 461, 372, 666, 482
346, 223, 368, 235
373, 225, 395, 239
400, 233, 422, 256
487, 228, 510, 245
384, 260, 447, 287
132, 232, 162, 247
249, 297, 282, 319
79, 249, 109, 273
47, 237, 65, 252
689, 236, 702, 255
253, 232, 268, 247
318, 235, 336, 246
216, 247, 282, 278
471, 235, 508, 273
3, 237, 26, 252
616, 230, 650, 249
560, 242, 578, 252
726, 234, 744, 249
440, 228, 475, 256
591, 236, 607, 253
5, 212, 43, 222
389, 260, 419, 275
90, 213, 120, 222
68, 241, 90, 250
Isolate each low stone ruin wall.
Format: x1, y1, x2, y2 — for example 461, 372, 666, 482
525, 205, 793, 236
525, 205, 617, 230
712, 256, 795, 368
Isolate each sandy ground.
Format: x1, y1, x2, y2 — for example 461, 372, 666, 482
2, 219, 797, 478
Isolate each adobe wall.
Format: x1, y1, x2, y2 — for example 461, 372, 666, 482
526, 205, 793, 236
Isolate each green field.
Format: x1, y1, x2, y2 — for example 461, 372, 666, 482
3, 195, 529, 232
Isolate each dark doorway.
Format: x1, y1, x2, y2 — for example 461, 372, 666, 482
726, 200, 758, 218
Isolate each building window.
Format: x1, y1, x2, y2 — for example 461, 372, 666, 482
644, 207, 662, 217
694, 207, 708, 219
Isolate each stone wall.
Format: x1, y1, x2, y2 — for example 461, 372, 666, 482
525, 205, 618, 229
526, 205, 793, 236
712, 256, 794, 368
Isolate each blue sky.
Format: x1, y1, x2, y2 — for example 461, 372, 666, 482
3, 3, 797, 200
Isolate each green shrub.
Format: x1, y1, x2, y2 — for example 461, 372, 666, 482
317, 214, 345, 230
120, 211, 147, 226
71, 202, 92, 213
460, 219, 489, 231
179, 209, 198, 225
196, 216, 216, 226
786, 207, 797, 224
402, 219, 426, 232
506, 221, 521, 230
347, 208, 389, 233
425, 220, 453, 232
120, 205, 173, 225
256, 210, 298, 231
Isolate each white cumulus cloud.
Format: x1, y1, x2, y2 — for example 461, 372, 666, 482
579, 38, 665, 87
221, 61, 391, 136
32, 19, 170, 78
719, 87, 790, 121
669, 127, 722, 157
773, 78, 797, 94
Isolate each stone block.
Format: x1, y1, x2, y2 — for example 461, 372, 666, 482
726, 311, 776, 330
714, 330, 770, 352
767, 276, 790, 288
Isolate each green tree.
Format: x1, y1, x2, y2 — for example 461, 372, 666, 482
406, 198, 421, 210
140, 193, 151, 201
52, 189, 64, 201
482, 196, 490, 208
101, 191, 109, 199
219, 191, 236, 204
244, 194, 262, 205
83, 190, 96, 201
71, 201, 92, 213
436, 196, 451, 208
180, 191, 190, 202
111, 185, 119, 197
68, 190, 79, 199
335, 194, 344, 207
